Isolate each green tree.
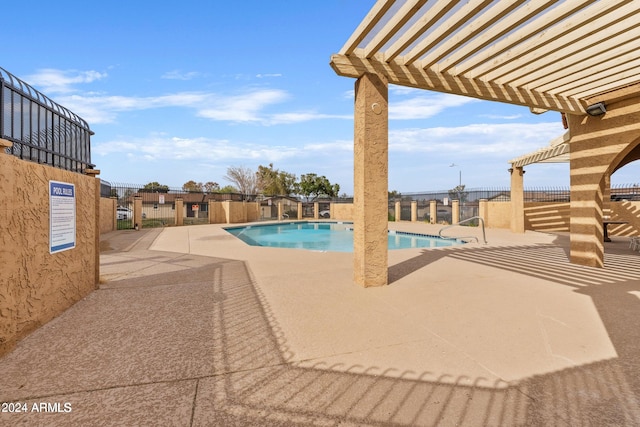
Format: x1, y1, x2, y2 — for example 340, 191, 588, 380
218, 185, 237, 193
257, 163, 296, 195
298, 173, 340, 201
448, 184, 468, 203
182, 180, 204, 192
139, 181, 170, 193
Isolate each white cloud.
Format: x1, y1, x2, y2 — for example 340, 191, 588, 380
93, 134, 301, 163
24, 69, 107, 94
256, 73, 282, 78
161, 70, 201, 80
389, 122, 563, 157
390, 93, 478, 120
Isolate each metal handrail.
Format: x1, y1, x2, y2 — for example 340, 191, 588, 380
439, 216, 487, 244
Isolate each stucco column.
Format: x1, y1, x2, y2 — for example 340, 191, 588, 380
277, 201, 283, 220
313, 202, 319, 219
452, 200, 460, 224
297, 202, 303, 220
133, 196, 143, 230
86, 168, 100, 287
175, 198, 184, 226
394, 201, 401, 222
411, 200, 417, 222
603, 173, 612, 219
429, 200, 437, 224
208, 200, 215, 224
353, 72, 388, 287
509, 166, 525, 233
566, 98, 640, 267
479, 199, 488, 226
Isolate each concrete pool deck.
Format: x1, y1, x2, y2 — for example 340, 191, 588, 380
2, 221, 640, 425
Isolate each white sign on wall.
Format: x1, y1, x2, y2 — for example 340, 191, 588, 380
49, 180, 76, 254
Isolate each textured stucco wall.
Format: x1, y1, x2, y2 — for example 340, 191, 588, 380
99, 197, 117, 234
0, 154, 97, 356
332, 203, 353, 220
609, 201, 640, 237
246, 202, 260, 222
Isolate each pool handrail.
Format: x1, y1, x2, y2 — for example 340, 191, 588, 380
438, 216, 487, 244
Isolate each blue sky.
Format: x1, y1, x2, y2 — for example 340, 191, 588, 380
5, 0, 638, 195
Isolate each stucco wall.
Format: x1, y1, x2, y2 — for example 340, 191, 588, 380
0, 153, 97, 356
524, 202, 571, 232
609, 201, 640, 237
483, 202, 511, 229
100, 197, 117, 233
332, 203, 354, 220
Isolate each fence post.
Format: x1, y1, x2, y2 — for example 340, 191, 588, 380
430, 200, 437, 224
452, 200, 460, 224
395, 201, 401, 222
411, 200, 417, 222
86, 168, 101, 287
479, 199, 488, 226
297, 202, 303, 220
314, 202, 319, 219
278, 201, 283, 221
175, 198, 184, 226
133, 196, 143, 230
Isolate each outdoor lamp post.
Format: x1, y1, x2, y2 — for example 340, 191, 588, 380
449, 163, 461, 186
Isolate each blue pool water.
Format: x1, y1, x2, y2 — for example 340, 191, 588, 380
225, 222, 463, 252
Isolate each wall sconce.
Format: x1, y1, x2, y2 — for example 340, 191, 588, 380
586, 102, 606, 116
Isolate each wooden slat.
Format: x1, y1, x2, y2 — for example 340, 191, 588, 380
511, 28, 640, 91
420, 0, 528, 70
535, 46, 640, 94
450, 0, 597, 76
330, 53, 584, 114
468, 1, 632, 80
364, 0, 428, 59
339, 0, 396, 55
491, 9, 640, 85
403, 0, 494, 66
384, 0, 460, 62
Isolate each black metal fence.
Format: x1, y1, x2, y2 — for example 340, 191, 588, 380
101, 181, 640, 228
0, 67, 93, 174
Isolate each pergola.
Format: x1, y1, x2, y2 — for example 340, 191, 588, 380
331, 0, 640, 286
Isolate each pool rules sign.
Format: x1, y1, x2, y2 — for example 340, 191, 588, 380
49, 180, 76, 254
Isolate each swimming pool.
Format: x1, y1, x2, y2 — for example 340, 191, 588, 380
224, 222, 463, 252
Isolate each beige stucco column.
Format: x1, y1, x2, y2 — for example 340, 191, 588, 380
353, 72, 388, 287
411, 200, 417, 222
86, 168, 100, 287
567, 97, 640, 267
452, 200, 460, 224
175, 198, 184, 226
277, 201, 283, 220
429, 200, 437, 224
133, 196, 143, 230
509, 166, 525, 233
297, 202, 303, 220
313, 202, 319, 219
394, 201, 401, 222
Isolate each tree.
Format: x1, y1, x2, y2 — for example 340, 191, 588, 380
218, 185, 237, 193
448, 184, 468, 203
224, 166, 258, 197
203, 181, 220, 193
257, 163, 296, 195
182, 180, 204, 193
139, 181, 169, 193
298, 173, 340, 201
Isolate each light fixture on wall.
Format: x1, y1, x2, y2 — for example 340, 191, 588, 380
586, 102, 606, 116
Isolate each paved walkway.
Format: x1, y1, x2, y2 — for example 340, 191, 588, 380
1, 223, 640, 426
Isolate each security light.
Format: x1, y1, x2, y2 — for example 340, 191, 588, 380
586, 102, 606, 116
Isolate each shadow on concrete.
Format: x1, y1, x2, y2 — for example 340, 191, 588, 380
2, 231, 640, 425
